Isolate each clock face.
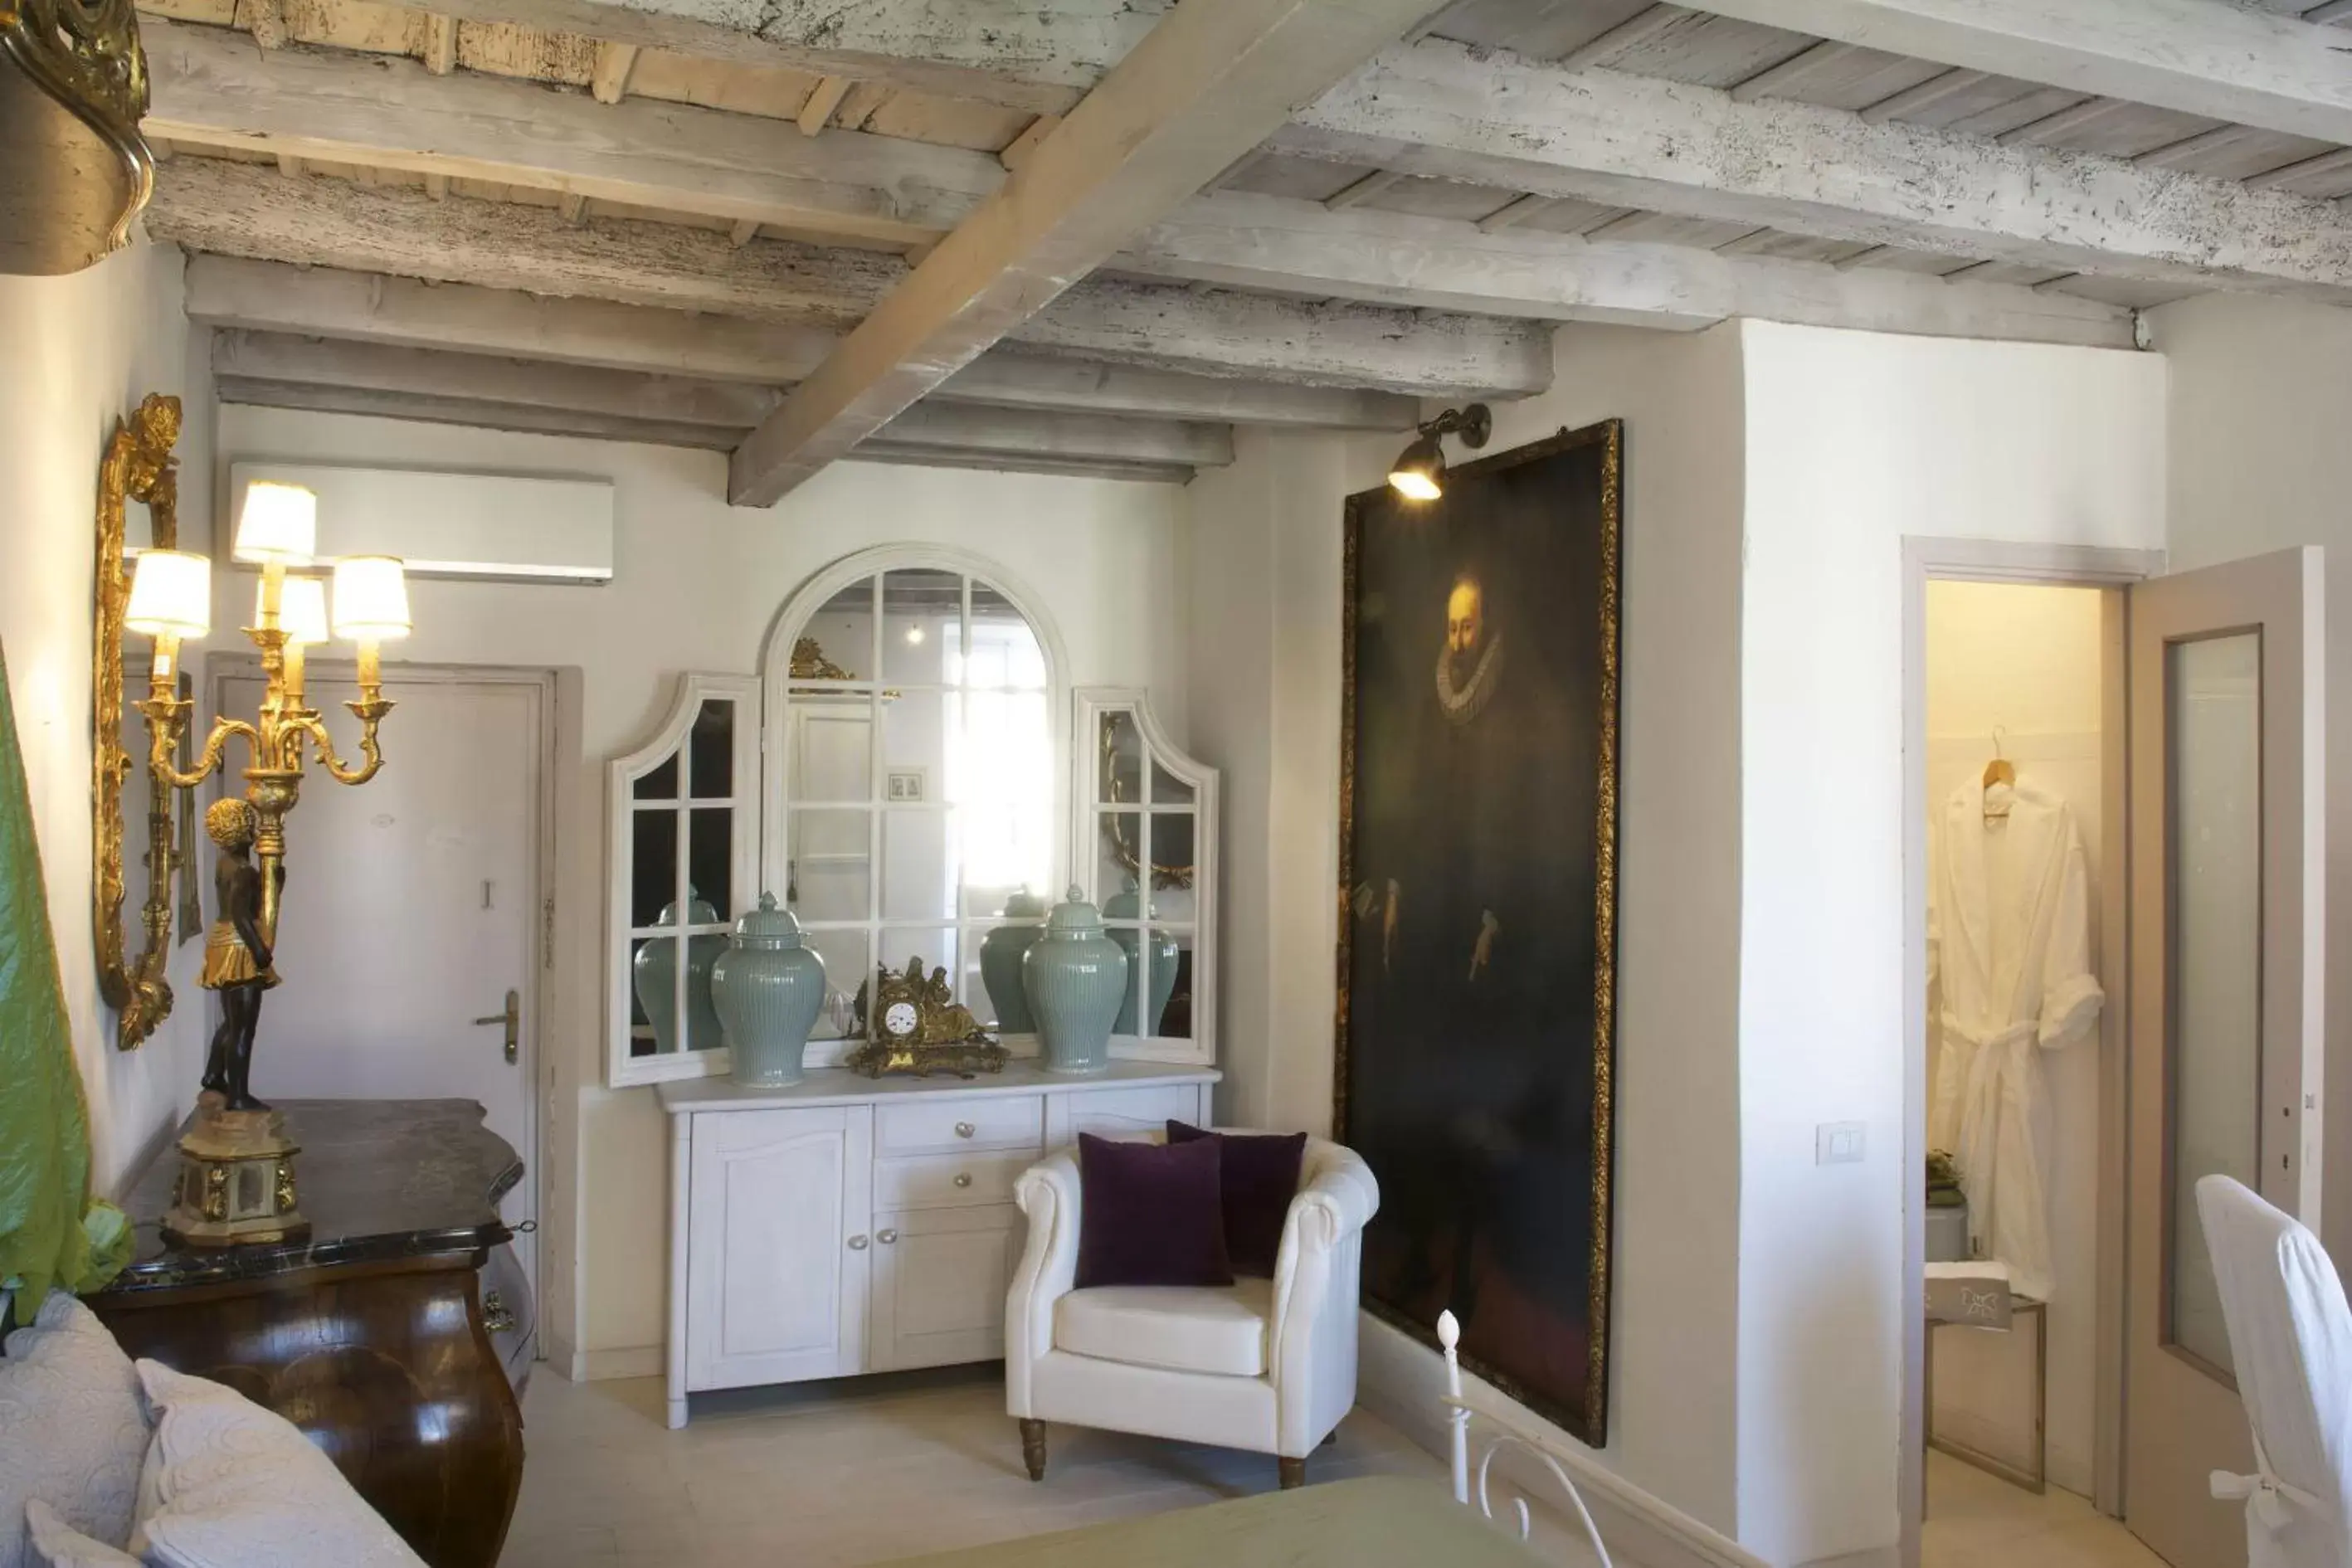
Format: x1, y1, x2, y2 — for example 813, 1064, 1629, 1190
883, 1001, 919, 1039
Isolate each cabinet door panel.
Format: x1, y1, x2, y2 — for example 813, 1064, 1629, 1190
687, 1106, 872, 1390
869, 1205, 1021, 1373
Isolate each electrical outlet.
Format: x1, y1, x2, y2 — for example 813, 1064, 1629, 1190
1816, 1122, 1867, 1166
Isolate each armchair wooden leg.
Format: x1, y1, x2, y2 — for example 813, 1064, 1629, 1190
1020, 1419, 1048, 1483
1279, 1457, 1307, 1490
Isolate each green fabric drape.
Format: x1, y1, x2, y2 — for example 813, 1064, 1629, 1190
0, 639, 129, 1310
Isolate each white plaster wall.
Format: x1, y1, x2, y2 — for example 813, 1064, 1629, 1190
2150, 290, 2352, 1274
211, 403, 1190, 1368
1736, 323, 2165, 1566
1921, 579, 2106, 1498
1188, 321, 1751, 1537
0, 239, 215, 1197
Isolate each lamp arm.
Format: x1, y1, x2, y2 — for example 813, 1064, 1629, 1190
299, 699, 392, 786
144, 703, 255, 791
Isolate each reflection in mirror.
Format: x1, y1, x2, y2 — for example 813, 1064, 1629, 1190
689, 806, 734, 920
789, 698, 874, 804
1097, 811, 1141, 906
1166, 931, 1195, 1039
689, 701, 734, 797
627, 935, 667, 1057
630, 808, 678, 927
883, 568, 962, 684
635, 752, 679, 800
880, 928, 960, 1006
802, 927, 870, 1040
968, 585, 1047, 689
787, 808, 871, 920
1151, 760, 1195, 807
796, 578, 875, 682
1099, 711, 1142, 802
883, 809, 957, 923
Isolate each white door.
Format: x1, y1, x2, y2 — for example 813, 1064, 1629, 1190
2124, 549, 2324, 1567
686, 1105, 872, 1390
869, 1206, 1021, 1372
216, 670, 546, 1301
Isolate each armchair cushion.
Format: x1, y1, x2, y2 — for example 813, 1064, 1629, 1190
1054, 1279, 1273, 1377
1074, 1133, 1233, 1289
1167, 1122, 1306, 1278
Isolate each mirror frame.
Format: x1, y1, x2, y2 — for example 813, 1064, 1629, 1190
759, 544, 1070, 1068
90, 391, 183, 1050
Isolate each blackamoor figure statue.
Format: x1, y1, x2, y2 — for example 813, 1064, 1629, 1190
199, 796, 280, 1111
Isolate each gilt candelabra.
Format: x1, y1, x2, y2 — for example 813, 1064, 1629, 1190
123, 478, 413, 1244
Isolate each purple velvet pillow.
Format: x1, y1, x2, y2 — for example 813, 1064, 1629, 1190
1075, 1132, 1234, 1289
1166, 1122, 1308, 1278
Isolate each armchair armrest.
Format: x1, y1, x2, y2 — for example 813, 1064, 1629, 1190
1269, 1142, 1379, 1452
1006, 1150, 1081, 1411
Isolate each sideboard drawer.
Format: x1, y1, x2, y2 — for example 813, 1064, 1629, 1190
875, 1149, 1035, 1210
876, 1094, 1045, 1157
1062, 1083, 1208, 1144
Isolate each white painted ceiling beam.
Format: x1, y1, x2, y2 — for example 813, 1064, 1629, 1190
352, 0, 1166, 116
1686, 0, 2352, 147
728, 0, 1449, 506
143, 18, 1003, 249
183, 256, 1421, 428
150, 166, 1546, 398
1114, 189, 2135, 347
1282, 40, 2352, 299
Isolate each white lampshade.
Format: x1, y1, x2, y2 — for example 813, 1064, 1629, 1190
234, 481, 319, 566
124, 550, 212, 640
331, 557, 412, 640
261, 575, 330, 645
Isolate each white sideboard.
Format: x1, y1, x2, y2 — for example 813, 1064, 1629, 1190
659, 1061, 1220, 1427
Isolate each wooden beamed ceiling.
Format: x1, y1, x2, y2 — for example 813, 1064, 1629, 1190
138, 0, 2352, 495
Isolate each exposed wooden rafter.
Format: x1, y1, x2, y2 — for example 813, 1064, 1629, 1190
142, 19, 1006, 249
147, 166, 1550, 398
1278, 39, 2352, 300
1114, 189, 2135, 347
727, 0, 1450, 505
183, 256, 1422, 429
1687, 0, 2352, 147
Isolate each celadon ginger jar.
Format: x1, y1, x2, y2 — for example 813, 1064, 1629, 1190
710, 892, 827, 1087
1023, 886, 1127, 1076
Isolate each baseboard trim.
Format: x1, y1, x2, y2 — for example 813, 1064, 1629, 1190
570, 1343, 662, 1381
1796, 1549, 1898, 1568
1356, 1312, 1767, 1568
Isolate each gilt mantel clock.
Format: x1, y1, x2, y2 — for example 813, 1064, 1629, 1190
845, 956, 1009, 1079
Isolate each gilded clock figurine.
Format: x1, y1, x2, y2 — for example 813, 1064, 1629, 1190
845, 957, 1009, 1079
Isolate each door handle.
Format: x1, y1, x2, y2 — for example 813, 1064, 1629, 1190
474, 988, 520, 1064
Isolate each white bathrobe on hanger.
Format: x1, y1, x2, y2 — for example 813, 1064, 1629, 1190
1927, 776, 2103, 1303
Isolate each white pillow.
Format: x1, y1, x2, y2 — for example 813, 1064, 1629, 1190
0, 1293, 149, 1568
129, 1361, 425, 1568
22, 1502, 140, 1568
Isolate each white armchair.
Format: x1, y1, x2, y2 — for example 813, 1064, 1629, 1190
1006, 1133, 1379, 1489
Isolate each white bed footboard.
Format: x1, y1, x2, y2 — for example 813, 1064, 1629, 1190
1439, 1310, 1614, 1568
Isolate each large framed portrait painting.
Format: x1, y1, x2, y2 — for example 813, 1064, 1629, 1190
1336, 419, 1624, 1445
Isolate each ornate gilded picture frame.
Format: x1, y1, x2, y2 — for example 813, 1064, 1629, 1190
92, 392, 184, 1049
1334, 419, 1623, 1446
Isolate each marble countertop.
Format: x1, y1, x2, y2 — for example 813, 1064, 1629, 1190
659, 1059, 1220, 1114
97, 1098, 521, 1296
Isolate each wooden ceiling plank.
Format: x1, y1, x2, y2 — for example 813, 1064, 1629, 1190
143, 18, 1005, 247
423, 13, 458, 73
1854, 65, 1985, 123
217, 374, 747, 448
589, 40, 637, 102
1282, 37, 2352, 299
1555, 3, 1682, 70
152, 170, 1548, 398
1685, 0, 2352, 147
1728, 38, 1858, 103
867, 401, 1233, 469
350, 0, 1164, 116
798, 75, 855, 135
1116, 187, 2135, 346
1995, 95, 2119, 146
727, 0, 1456, 505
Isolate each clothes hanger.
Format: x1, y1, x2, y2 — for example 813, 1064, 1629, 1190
1982, 726, 2015, 819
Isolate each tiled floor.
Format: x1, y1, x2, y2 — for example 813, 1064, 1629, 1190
1922, 1449, 2169, 1568
499, 1366, 1451, 1567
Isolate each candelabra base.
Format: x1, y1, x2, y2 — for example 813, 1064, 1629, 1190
162, 1096, 310, 1248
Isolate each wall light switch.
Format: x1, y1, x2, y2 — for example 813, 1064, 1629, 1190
1816, 1122, 1867, 1166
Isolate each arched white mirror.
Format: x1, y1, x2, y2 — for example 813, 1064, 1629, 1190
762, 548, 1067, 1068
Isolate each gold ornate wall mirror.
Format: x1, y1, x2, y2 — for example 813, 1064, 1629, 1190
93, 392, 185, 1049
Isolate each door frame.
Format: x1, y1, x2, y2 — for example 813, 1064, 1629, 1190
206, 655, 561, 1353
1898, 539, 2165, 1568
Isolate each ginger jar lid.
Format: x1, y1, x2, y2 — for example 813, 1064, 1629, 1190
655, 884, 720, 927
1044, 884, 1107, 937
1101, 874, 1154, 923
1002, 886, 1049, 920
732, 891, 804, 948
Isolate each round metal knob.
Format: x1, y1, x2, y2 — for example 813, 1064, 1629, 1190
877, 1228, 898, 1244
955, 1122, 976, 1139
953, 1173, 973, 1189
848, 1234, 869, 1250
